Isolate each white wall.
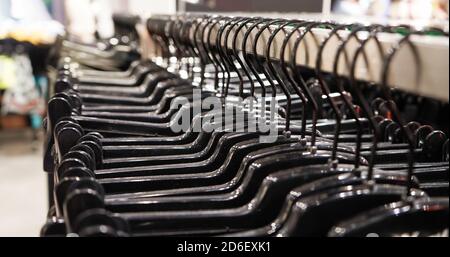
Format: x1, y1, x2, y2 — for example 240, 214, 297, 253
127, 0, 176, 17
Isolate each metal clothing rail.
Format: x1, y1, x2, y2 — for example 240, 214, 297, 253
147, 14, 449, 102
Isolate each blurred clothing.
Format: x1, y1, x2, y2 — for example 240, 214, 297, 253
333, 0, 449, 20
64, 0, 114, 43
11, 0, 52, 21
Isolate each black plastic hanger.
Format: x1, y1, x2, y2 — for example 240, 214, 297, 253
328, 197, 449, 237
271, 25, 427, 237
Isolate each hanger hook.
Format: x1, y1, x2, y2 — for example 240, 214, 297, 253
332, 24, 371, 170
380, 30, 422, 198
217, 17, 243, 97
197, 16, 217, 91
214, 16, 234, 97
191, 16, 209, 88
205, 16, 225, 91
314, 23, 348, 166
251, 19, 288, 98
265, 20, 303, 135
241, 18, 272, 99
349, 26, 386, 181
290, 21, 328, 148
231, 17, 260, 98
279, 21, 312, 141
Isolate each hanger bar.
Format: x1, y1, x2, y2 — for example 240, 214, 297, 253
146, 14, 449, 102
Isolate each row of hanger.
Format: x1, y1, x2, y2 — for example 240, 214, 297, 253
41, 14, 449, 237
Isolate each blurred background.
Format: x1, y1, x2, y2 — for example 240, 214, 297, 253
0, 0, 448, 237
